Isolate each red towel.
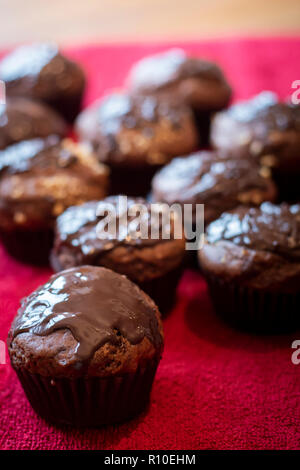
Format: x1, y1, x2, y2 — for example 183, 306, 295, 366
0, 38, 300, 450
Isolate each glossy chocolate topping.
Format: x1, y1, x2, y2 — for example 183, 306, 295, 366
11, 266, 162, 364
152, 150, 272, 205
228, 91, 300, 131
55, 196, 177, 259
0, 43, 58, 83
206, 202, 300, 259
0, 136, 77, 176
92, 92, 185, 134
129, 49, 227, 90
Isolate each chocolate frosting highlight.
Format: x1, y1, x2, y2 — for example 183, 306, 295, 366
11, 266, 162, 364
206, 202, 300, 259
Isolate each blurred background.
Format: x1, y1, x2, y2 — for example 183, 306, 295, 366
0, 0, 299, 46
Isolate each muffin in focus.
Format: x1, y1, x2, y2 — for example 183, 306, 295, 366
211, 91, 300, 201
76, 91, 198, 196
51, 196, 186, 313
0, 97, 67, 149
198, 202, 300, 333
151, 149, 277, 226
0, 43, 86, 122
8, 265, 164, 427
127, 48, 232, 144
0, 136, 109, 264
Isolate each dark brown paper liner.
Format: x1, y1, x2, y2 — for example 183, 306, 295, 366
15, 359, 159, 427
140, 265, 183, 315
108, 164, 161, 198
0, 229, 53, 265
204, 273, 300, 333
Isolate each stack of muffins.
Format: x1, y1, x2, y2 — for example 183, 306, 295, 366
2, 44, 299, 427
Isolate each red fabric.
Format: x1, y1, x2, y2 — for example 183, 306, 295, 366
1, 38, 300, 450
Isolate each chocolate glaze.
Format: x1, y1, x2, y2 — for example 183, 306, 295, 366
53, 196, 177, 263
92, 93, 184, 133
11, 266, 162, 365
206, 202, 300, 260
228, 91, 300, 132
129, 49, 227, 91
0, 135, 79, 176
152, 150, 273, 206
0, 43, 58, 84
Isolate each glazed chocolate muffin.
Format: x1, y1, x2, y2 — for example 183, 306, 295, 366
211, 91, 300, 200
0, 43, 85, 122
75, 92, 198, 196
198, 202, 300, 333
151, 150, 277, 226
51, 196, 186, 313
0, 136, 109, 264
0, 97, 67, 149
8, 266, 164, 427
127, 48, 232, 144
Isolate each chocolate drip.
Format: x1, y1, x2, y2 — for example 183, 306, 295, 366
11, 266, 162, 364
206, 202, 300, 259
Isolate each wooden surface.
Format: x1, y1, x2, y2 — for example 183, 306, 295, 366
0, 0, 299, 46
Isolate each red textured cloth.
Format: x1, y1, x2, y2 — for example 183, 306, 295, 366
1, 38, 300, 450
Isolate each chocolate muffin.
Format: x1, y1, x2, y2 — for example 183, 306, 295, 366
0, 136, 109, 264
8, 266, 164, 427
0, 97, 67, 149
211, 91, 300, 201
151, 150, 277, 226
127, 48, 232, 144
51, 196, 186, 313
75, 92, 198, 196
198, 202, 300, 333
0, 43, 85, 122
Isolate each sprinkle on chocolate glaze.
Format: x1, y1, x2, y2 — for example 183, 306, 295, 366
11, 266, 162, 364
206, 202, 300, 259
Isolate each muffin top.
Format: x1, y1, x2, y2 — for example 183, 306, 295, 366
128, 48, 231, 111
0, 97, 67, 149
76, 92, 198, 167
8, 266, 163, 377
206, 202, 300, 258
199, 202, 300, 291
211, 91, 300, 170
0, 136, 109, 230
0, 43, 85, 105
51, 196, 186, 282
151, 150, 277, 224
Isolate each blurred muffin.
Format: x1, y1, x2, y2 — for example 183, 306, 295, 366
127, 48, 232, 144
211, 91, 300, 201
0, 43, 85, 122
8, 266, 164, 427
76, 92, 198, 196
51, 196, 186, 313
0, 136, 109, 264
151, 150, 277, 226
0, 97, 67, 149
198, 202, 300, 333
